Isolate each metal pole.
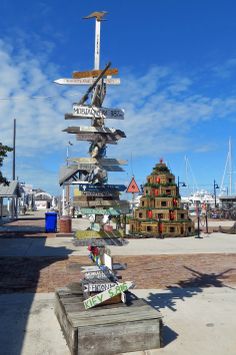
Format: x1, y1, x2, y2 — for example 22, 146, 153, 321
214, 180, 217, 208
205, 213, 208, 234
94, 18, 101, 70
13, 118, 16, 180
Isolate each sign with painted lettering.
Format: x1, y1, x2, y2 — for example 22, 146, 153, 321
81, 265, 100, 273
83, 282, 116, 293
70, 157, 127, 166
72, 105, 124, 120
67, 126, 126, 139
72, 68, 118, 79
84, 270, 108, 280
77, 183, 126, 192
83, 281, 134, 310
54, 78, 120, 85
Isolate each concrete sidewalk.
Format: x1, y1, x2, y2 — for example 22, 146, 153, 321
0, 232, 236, 257
0, 287, 235, 355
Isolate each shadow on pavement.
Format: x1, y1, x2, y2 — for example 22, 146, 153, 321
145, 266, 236, 347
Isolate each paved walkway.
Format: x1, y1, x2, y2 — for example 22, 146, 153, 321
1, 213, 236, 354
1, 288, 235, 355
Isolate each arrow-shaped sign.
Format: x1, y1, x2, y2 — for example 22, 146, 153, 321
71, 105, 124, 119
78, 183, 127, 192
83, 281, 134, 310
72, 68, 118, 79
54, 78, 120, 85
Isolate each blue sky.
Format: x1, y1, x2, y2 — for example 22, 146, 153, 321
1, 0, 236, 196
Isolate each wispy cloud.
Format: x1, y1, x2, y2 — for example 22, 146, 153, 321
1, 38, 236, 192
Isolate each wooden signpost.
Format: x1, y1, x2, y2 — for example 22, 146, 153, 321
54, 77, 120, 85
83, 281, 134, 310
72, 104, 124, 119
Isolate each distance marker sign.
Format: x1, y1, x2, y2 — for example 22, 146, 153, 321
83, 281, 134, 310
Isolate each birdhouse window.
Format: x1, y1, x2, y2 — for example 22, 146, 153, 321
166, 189, 171, 195
169, 178, 172, 183
161, 201, 167, 206
139, 213, 143, 218
157, 213, 163, 219
147, 226, 152, 232
181, 213, 185, 219
170, 227, 175, 233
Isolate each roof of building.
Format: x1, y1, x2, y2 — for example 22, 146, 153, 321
0, 180, 21, 198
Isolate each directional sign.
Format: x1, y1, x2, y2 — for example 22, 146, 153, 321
54, 77, 120, 85
70, 157, 127, 165
72, 68, 118, 79
65, 126, 126, 138
77, 163, 124, 172
83, 282, 116, 293
84, 270, 108, 280
78, 183, 126, 192
72, 105, 124, 120
81, 265, 100, 273
83, 281, 134, 310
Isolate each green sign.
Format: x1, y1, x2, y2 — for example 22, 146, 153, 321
83, 281, 133, 310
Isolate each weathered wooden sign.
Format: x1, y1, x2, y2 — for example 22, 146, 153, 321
70, 157, 127, 166
84, 270, 108, 280
76, 163, 124, 172
72, 105, 124, 119
72, 68, 118, 79
54, 78, 120, 85
83, 282, 116, 293
83, 281, 134, 310
81, 265, 100, 273
67, 126, 126, 138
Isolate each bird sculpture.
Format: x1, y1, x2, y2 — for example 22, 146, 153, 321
83, 11, 107, 21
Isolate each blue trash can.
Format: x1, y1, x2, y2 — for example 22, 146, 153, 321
45, 212, 57, 233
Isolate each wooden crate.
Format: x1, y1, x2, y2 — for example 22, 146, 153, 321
55, 287, 163, 355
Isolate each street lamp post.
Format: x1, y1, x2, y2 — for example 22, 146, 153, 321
213, 180, 219, 208
177, 176, 186, 197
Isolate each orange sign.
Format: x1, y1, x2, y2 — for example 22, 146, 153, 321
126, 177, 140, 193
72, 68, 118, 79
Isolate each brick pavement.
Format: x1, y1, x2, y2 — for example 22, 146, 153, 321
0, 253, 235, 293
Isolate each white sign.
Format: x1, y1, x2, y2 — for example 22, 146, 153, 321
83, 281, 134, 310
72, 105, 124, 120
81, 266, 100, 273
54, 78, 120, 85
84, 270, 108, 280
84, 282, 116, 293
104, 253, 113, 270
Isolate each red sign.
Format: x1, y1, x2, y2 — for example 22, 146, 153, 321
126, 177, 140, 193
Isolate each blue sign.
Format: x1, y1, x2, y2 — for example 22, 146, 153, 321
78, 183, 126, 192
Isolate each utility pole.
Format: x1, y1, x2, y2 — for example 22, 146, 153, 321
12, 118, 16, 180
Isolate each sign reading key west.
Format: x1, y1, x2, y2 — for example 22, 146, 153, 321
83, 281, 133, 310
72, 104, 124, 120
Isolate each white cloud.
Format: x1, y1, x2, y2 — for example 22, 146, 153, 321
1, 38, 236, 193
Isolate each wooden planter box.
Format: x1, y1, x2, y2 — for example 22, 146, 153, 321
55, 287, 163, 355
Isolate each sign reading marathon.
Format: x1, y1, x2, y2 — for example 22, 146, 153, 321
72, 104, 124, 120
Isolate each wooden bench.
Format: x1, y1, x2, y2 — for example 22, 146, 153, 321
55, 286, 163, 355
